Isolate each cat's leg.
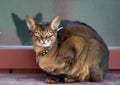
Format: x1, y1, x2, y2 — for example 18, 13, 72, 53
89, 64, 104, 82
45, 74, 60, 84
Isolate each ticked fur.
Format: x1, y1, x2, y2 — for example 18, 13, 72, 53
26, 16, 109, 83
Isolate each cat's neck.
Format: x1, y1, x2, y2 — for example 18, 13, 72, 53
36, 42, 58, 57
37, 46, 52, 56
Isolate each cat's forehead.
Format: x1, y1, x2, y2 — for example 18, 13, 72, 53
37, 22, 49, 31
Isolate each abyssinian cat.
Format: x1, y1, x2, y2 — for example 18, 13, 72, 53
26, 16, 109, 83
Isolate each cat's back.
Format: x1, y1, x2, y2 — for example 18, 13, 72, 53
58, 20, 109, 56
58, 20, 104, 45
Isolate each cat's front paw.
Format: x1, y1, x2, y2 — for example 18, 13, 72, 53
64, 76, 77, 83
45, 77, 59, 84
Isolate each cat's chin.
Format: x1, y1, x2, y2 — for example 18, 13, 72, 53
38, 44, 51, 47
36, 42, 51, 47
40, 45, 51, 47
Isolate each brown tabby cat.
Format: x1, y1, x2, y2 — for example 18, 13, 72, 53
26, 16, 109, 83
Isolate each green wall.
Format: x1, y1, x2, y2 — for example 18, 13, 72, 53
0, 0, 120, 46
0, 0, 56, 45
69, 0, 120, 46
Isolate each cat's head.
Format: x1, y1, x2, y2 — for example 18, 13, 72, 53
26, 16, 61, 47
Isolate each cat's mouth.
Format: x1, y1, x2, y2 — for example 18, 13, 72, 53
36, 39, 53, 47
36, 41, 51, 47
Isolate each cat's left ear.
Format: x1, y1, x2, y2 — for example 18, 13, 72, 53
50, 16, 61, 31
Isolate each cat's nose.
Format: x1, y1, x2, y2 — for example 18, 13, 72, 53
40, 39, 45, 44
42, 41, 45, 44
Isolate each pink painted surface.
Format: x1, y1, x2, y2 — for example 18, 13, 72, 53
109, 49, 120, 69
0, 47, 120, 85
0, 46, 120, 72
0, 47, 38, 69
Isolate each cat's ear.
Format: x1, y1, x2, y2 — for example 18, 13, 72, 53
26, 16, 37, 31
50, 16, 61, 31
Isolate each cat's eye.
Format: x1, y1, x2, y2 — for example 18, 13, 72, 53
34, 32, 40, 37
47, 31, 53, 37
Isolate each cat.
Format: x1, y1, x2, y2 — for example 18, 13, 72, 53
26, 16, 109, 84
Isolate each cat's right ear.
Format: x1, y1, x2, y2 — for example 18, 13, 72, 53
26, 16, 36, 31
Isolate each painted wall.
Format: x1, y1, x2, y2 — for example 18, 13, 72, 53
66, 0, 120, 46
0, 0, 56, 45
0, 0, 120, 46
